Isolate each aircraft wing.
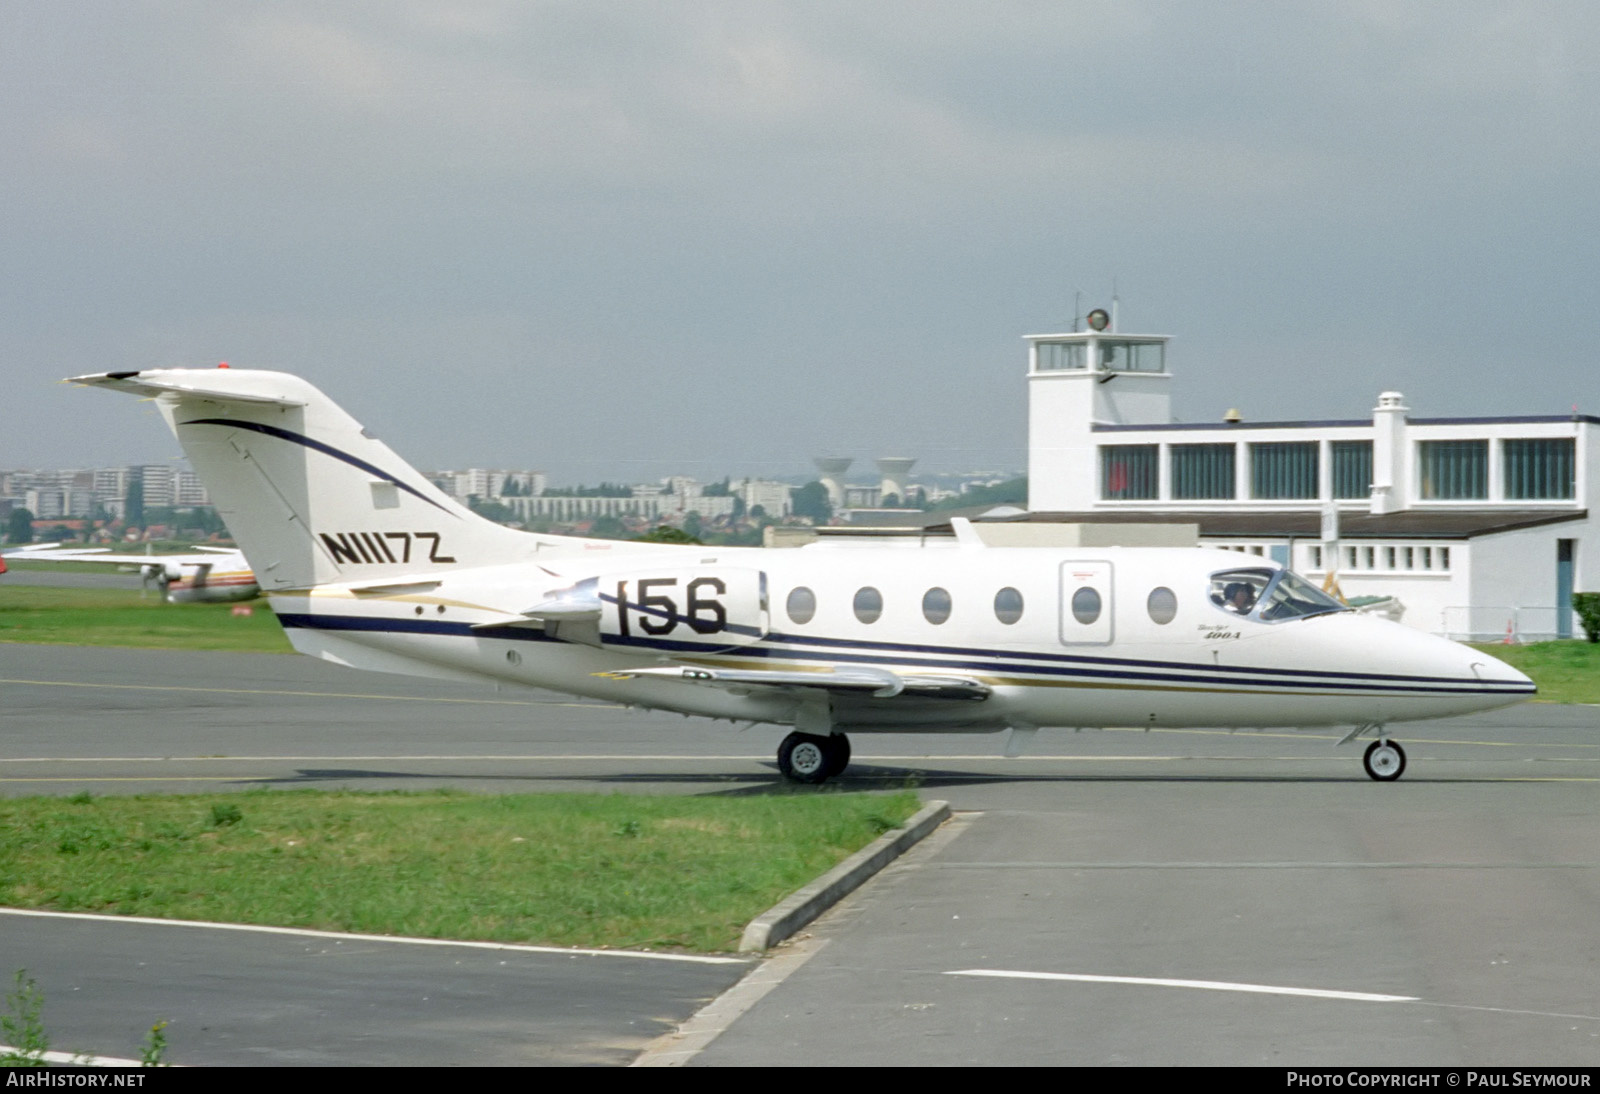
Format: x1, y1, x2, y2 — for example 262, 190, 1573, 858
0, 545, 247, 569
603, 663, 991, 701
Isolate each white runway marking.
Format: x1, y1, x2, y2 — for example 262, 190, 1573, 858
0, 908, 748, 965
946, 968, 1417, 1003
0, 1045, 147, 1067
0, 677, 615, 708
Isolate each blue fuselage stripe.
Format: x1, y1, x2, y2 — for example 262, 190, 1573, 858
274, 612, 1530, 698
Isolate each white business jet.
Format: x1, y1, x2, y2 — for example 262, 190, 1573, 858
3, 542, 258, 603
69, 367, 1534, 782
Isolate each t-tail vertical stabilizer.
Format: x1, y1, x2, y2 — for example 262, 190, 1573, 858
70, 368, 551, 590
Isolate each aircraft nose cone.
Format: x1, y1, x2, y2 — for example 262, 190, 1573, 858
1465, 649, 1535, 693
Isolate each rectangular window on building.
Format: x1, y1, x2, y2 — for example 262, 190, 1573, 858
1170, 444, 1236, 500
1439, 546, 1450, 570
1309, 545, 1323, 569
1503, 438, 1575, 500
1403, 547, 1415, 569
1421, 547, 1432, 570
1363, 546, 1375, 569
1035, 342, 1087, 371
1097, 340, 1165, 372
1331, 441, 1373, 499
1419, 440, 1488, 499
1346, 546, 1358, 569
1251, 442, 1319, 499
1385, 546, 1396, 569
1100, 445, 1158, 500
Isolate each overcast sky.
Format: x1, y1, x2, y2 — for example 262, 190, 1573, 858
5, 2, 1599, 485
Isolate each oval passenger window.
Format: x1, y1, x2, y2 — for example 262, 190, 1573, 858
1071, 586, 1102, 625
993, 587, 1024, 625
786, 586, 816, 624
1147, 586, 1177, 625
853, 586, 883, 624
922, 587, 952, 625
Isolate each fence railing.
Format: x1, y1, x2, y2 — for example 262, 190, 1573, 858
1439, 605, 1577, 643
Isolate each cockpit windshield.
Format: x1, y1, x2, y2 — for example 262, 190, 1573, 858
1208, 567, 1348, 624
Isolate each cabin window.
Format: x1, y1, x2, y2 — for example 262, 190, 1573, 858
1147, 587, 1178, 625
993, 587, 1024, 625
786, 587, 816, 624
1070, 587, 1102, 625
853, 586, 883, 624
922, 587, 952, 625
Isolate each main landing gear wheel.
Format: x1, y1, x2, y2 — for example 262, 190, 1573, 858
777, 732, 852, 784
1363, 739, 1407, 781
778, 732, 831, 784
823, 734, 851, 779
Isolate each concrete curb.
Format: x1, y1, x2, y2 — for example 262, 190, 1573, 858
738, 800, 951, 952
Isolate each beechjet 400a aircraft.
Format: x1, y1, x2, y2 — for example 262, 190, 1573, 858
69, 367, 1535, 782
2, 542, 258, 603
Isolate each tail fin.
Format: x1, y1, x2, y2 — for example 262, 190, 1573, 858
72, 368, 547, 591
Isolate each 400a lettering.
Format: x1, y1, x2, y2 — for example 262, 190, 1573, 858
319, 531, 456, 566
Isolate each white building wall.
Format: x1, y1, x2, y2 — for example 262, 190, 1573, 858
1465, 527, 1578, 641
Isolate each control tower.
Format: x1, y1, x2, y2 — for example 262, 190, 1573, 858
1026, 309, 1172, 511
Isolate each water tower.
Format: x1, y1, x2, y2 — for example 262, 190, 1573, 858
813, 457, 853, 509
876, 457, 916, 506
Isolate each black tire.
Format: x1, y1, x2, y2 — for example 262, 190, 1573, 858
778, 731, 831, 784
1363, 739, 1407, 781
823, 734, 852, 778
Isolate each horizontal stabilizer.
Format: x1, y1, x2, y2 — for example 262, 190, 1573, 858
68, 371, 309, 407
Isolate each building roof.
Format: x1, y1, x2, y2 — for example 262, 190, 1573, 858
1092, 414, 1600, 434
935, 508, 1589, 540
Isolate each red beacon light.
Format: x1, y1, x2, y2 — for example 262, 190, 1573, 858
218, 361, 229, 369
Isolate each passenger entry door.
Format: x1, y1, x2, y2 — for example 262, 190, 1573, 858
1059, 562, 1114, 645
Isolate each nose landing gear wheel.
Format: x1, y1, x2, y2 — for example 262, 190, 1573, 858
1363, 739, 1407, 781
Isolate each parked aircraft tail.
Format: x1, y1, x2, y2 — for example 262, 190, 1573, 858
70, 368, 554, 591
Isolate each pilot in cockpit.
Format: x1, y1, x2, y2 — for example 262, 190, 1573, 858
1222, 581, 1257, 614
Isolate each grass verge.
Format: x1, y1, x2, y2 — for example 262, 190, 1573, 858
0, 585, 290, 653
1471, 640, 1600, 705
0, 789, 921, 953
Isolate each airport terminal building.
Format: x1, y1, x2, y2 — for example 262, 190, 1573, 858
1022, 322, 1594, 640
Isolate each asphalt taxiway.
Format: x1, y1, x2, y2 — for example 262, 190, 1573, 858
3, 643, 1599, 1065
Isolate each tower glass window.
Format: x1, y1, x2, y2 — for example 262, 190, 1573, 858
1250, 442, 1319, 500
1034, 342, 1087, 371
1097, 340, 1165, 372
1101, 445, 1158, 500
1419, 440, 1488, 499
